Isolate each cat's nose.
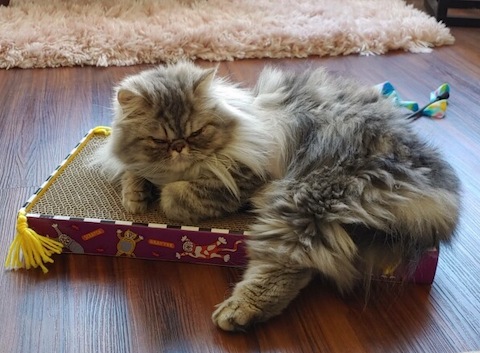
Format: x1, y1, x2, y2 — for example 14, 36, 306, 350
171, 139, 187, 153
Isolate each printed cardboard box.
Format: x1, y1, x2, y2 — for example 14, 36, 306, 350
6, 127, 439, 283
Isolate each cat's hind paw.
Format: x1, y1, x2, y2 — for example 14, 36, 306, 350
212, 297, 262, 332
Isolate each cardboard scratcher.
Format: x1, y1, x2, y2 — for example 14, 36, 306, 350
5, 126, 439, 283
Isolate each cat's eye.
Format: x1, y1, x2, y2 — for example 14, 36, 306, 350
190, 127, 204, 138
150, 137, 168, 144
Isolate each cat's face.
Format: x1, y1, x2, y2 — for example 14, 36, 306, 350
110, 62, 237, 181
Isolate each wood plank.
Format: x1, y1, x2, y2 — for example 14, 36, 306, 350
0, 15, 479, 353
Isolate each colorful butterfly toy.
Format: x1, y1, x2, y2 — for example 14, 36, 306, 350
375, 81, 450, 121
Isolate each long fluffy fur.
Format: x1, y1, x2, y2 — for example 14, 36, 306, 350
94, 62, 460, 331
95, 62, 272, 223
212, 65, 461, 331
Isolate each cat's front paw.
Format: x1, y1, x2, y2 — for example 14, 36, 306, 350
122, 193, 150, 214
121, 172, 153, 214
212, 296, 262, 332
161, 181, 196, 223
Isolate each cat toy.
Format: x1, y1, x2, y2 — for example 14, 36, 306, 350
375, 82, 450, 121
406, 83, 450, 121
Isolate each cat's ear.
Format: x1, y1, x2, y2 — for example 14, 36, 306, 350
193, 67, 217, 96
117, 89, 149, 110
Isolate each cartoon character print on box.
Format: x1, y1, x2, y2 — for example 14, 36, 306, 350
176, 235, 242, 263
51, 223, 85, 253
116, 229, 144, 257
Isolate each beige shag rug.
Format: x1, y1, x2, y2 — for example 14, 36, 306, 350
0, 0, 454, 69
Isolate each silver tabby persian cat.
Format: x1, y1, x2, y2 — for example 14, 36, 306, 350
98, 61, 460, 332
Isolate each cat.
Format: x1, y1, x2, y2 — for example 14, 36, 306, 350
99, 61, 461, 332
96, 62, 271, 224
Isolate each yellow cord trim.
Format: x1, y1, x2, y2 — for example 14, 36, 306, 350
92, 126, 111, 136
26, 126, 112, 211
383, 260, 402, 276
5, 209, 63, 273
4, 126, 111, 273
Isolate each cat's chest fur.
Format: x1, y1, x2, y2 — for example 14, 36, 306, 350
138, 163, 206, 186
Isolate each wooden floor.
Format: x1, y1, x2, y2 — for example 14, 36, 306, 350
1, 11, 480, 353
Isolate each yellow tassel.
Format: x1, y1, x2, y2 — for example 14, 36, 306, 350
5, 210, 63, 274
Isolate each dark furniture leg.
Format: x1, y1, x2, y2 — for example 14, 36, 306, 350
424, 0, 480, 27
